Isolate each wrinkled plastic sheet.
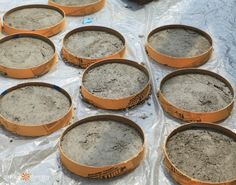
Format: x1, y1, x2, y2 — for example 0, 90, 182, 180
0, 0, 236, 184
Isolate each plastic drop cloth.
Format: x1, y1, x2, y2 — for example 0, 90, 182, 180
0, 0, 236, 184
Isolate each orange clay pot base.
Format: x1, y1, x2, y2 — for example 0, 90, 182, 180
0, 36, 54, 68
64, 30, 124, 59
161, 73, 233, 113
4, 7, 63, 31
148, 28, 211, 58
166, 127, 236, 183
0, 86, 70, 125
61, 119, 143, 166
51, 0, 99, 6
83, 63, 148, 99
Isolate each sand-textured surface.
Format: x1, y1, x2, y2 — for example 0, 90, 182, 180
0, 37, 54, 68
5, 8, 63, 30
83, 63, 148, 98
161, 73, 233, 112
0, 86, 70, 125
64, 31, 124, 58
61, 120, 143, 166
52, 0, 98, 6
149, 28, 211, 57
167, 128, 236, 182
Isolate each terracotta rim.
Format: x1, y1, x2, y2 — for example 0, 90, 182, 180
145, 24, 213, 68
164, 123, 236, 185
158, 68, 234, 123
48, 0, 106, 16
3, 4, 66, 37
81, 59, 152, 110
59, 114, 146, 179
62, 26, 126, 68
0, 82, 73, 137
0, 33, 58, 79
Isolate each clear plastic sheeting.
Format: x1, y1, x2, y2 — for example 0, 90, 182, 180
0, 0, 236, 184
